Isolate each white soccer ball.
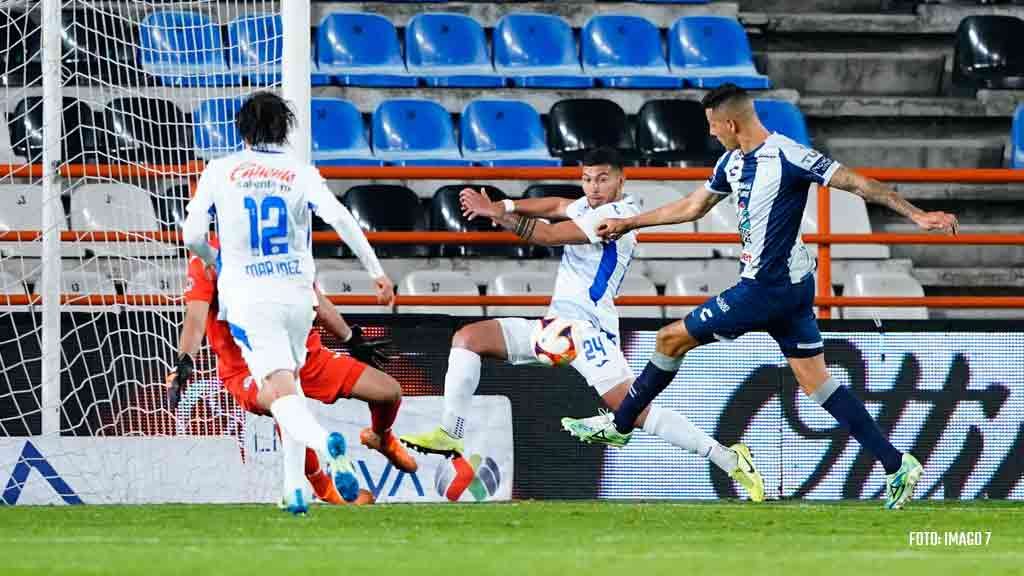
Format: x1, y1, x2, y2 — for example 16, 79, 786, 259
531, 317, 579, 367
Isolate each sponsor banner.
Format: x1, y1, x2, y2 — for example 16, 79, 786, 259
601, 332, 1024, 500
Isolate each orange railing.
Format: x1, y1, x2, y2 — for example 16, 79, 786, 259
2, 164, 1022, 315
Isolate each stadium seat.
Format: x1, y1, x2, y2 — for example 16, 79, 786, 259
803, 187, 890, 259
9, 97, 101, 163
669, 16, 771, 89
125, 263, 188, 297
154, 184, 190, 231
582, 15, 682, 89
0, 271, 25, 295
316, 13, 416, 87
63, 9, 152, 86
493, 13, 592, 88
193, 97, 244, 159
627, 183, 714, 259
547, 99, 635, 163
311, 98, 381, 166
754, 100, 811, 146
665, 271, 734, 318
524, 184, 584, 201
103, 97, 194, 165
371, 99, 470, 166
227, 14, 284, 86
432, 185, 534, 258
617, 274, 662, 319
1013, 105, 1024, 169
635, 100, 724, 166
62, 268, 116, 296
0, 11, 41, 86
341, 184, 428, 257
316, 269, 394, 314
400, 270, 483, 316
704, 195, 742, 258
70, 183, 175, 257
0, 185, 83, 258
460, 100, 561, 167
842, 272, 928, 320
952, 15, 1024, 92
405, 13, 502, 87
138, 11, 234, 87
487, 271, 555, 318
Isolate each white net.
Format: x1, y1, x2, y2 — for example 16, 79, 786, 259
0, 0, 284, 503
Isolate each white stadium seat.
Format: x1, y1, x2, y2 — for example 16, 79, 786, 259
616, 273, 662, 319
803, 185, 890, 259
316, 269, 393, 314
487, 271, 554, 318
125, 262, 188, 296
400, 270, 483, 316
62, 269, 116, 296
627, 183, 713, 259
842, 272, 928, 320
0, 185, 83, 258
665, 272, 735, 318
703, 195, 742, 258
70, 183, 175, 257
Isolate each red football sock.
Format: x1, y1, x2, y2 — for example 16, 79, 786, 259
370, 397, 401, 435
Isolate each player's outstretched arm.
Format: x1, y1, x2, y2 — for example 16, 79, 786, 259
597, 185, 726, 241
828, 166, 959, 234
181, 170, 219, 266
460, 187, 588, 246
165, 299, 209, 409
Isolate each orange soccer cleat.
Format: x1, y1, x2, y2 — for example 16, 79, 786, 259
360, 427, 419, 473
308, 469, 376, 505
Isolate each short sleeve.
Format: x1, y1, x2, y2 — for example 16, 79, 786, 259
571, 203, 624, 244
183, 255, 215, 303
704, 151, 733, 195
785, 145, 841, 186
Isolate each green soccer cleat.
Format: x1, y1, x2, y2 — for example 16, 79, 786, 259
728, 443, 765, 503
885, 453, 923, 510
560, 410, 632, 448
399, 426, 465, 458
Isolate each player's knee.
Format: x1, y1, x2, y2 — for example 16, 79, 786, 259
451, 324, 486, 354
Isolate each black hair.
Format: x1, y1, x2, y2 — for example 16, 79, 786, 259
582, 146, 624, 172
701, 83, 750, 110
236, 91, 295, 147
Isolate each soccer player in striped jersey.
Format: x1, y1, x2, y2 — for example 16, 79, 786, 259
562, 84, 958, 509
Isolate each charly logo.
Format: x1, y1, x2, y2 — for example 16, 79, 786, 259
434, 454, 501, 502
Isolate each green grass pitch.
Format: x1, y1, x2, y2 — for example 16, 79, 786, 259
1, 501, 1019, 575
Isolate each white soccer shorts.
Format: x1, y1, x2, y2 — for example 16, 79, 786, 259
225, 302, 316, 384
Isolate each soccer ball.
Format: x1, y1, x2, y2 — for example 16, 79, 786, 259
530, 317, 579, 367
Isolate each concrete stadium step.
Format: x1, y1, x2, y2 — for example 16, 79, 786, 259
737, 0, 895, 13
799, 96, 1017, 118
756, 52, 946, 96
820, 136, 1007, 168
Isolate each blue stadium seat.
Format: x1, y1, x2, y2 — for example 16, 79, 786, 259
316, 13, 416, 87
312, 98, 381, 166
754, 100, 810, 146
493, 13, 592, 88
669, 16, 770, 89
372, 99, 470, 166
581, 15, 682, 89
227, 14, 282, 86
405, 13, 502, 88
193, 97, 244, 159
1012, 105, 1024, 169
461, 100, 560, 167
138, 11, 234, 87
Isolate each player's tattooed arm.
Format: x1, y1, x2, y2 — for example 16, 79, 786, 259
460, 187, 587, 245
829, 166, 959, 234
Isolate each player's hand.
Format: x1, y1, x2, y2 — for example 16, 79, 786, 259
597, 217, 633, 241
347, 325, 392, 370
374, 275, 395, 307
460, 187, 500, 221
164, 353, 194, 410
912, 211, 959, 235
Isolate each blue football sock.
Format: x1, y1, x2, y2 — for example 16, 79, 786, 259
613, 352, 682, 433
817, 380, 903, 475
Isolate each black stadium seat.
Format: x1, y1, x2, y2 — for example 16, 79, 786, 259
62, 9, 154, 86
341, 185, 428, 258
9, 97, 102, 163
431, 185, 534, 258
0, 11, 41, 86
524, 184, 584, 201
635, 99, 724, 166
952, 15, 1024, 93
547, 99, 636, 163
103, 97, 195, 164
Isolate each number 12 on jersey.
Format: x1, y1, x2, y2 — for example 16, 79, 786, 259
244, 196, 289, 256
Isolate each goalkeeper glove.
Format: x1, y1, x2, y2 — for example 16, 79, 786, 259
165, 353, 194, 410
347, 325, 391, 370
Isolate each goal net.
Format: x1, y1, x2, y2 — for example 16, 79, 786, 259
0, 0, 287, 504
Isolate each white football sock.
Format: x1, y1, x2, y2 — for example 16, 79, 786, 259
279, 425, 306, 502
441, 347, 481, 440
270, 393, 330, 455
643, 406, 738, 473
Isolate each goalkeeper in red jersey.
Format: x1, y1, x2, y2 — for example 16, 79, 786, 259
166, 247, 418, 505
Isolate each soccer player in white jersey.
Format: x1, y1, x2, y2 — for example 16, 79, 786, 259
562, 85, 959, 509
400, 148, 765, 501
181, 92, 396, 514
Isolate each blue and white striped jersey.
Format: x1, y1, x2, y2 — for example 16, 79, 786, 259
547, 196, 640, 341
706, 133, 841, 284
